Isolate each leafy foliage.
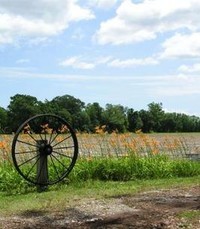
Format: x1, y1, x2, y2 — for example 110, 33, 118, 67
6, 94, 41, 132
1, 93, 200, 133
0, 107, 7, 133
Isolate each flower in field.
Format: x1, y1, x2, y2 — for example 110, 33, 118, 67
0, 141, 6, 149
0, 140, 11, 162
135, 129, 142, 134
95, 125, 107, 134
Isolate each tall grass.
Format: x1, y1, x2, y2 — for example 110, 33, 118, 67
0, 161, 32, 194
0, 155, 199, 195
0, 132, 199, 194
78, 130, 200, 158
69, 154, 200, 182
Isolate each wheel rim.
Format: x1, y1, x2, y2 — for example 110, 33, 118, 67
12, 114, 78, 185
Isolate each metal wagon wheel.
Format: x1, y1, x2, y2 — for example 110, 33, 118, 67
12, 114, 78, 186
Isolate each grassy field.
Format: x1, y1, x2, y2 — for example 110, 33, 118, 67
0, 132, 199, 195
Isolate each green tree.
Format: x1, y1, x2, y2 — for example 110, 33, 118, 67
50, 94, 85, 129
191, 116, 200, 132
102, 104, 128, 133
75, 110, 91, 132
147, 102, 164, 132
139, 109, 152, 132
0, 107, 7, 133
39, 99, 58, 114
161, 113, 177, 132
39, 99, 73, 124
127, 109, 143, 132
7, 94, 41, 132
85, 102, 103, 132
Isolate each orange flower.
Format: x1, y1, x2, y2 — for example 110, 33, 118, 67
0, 141, 6, 149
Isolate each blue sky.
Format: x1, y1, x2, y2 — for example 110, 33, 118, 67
1, 0, 200, 116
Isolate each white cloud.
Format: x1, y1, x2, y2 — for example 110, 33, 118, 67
178, 63, 200, 73
59, 56, 113, 69
66, 1, 95, 22
95, 56, 113, 65
160, 33, 200, 59
108, 57, 159, 68
87, 0, 118, 9
0, 0, 94, 45
59, 56, 95, 69
95, 0, 200, 45
28, 37, 50, 46
59, 55, 159, 69
94, 13, 156, 45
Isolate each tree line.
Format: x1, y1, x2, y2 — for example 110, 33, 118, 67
0, 94, 200, 133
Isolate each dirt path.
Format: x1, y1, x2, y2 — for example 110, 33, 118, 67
0, 186, 199, 229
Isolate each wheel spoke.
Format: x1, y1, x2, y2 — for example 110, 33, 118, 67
17, 139, 38, 148
25, 156, 41, 179
15, 149, 37, 154
18, 154, 39, 167
49, 133, 60, 145
51, 154, 69, 170
50, 155, 61, 180
26, 132, 39, 143
53, 145, 74, 150
49, 131, 55, 144
39, 133, 45, 141
52, 135, 72, 147
52, 150, 73, 159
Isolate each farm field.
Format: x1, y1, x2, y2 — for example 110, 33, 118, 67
78, 132, 200, 159
0, 132, 199, 228
1, 132, 200, 160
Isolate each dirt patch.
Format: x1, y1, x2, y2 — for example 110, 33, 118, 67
0, 186, 199, 229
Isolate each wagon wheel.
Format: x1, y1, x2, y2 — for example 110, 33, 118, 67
12, 114, 78, 186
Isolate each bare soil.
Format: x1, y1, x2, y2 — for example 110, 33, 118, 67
0, 185, 199, 229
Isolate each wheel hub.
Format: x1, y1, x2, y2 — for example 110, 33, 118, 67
39, 142, 53, 155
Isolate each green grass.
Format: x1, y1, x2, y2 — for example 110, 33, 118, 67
0, 176, 199, 216
0, 154, 199, 195
69, 155, 200, 181
179, 210, 200, 220
178, 209, 200, 227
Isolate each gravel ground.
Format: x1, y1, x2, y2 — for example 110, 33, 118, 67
0, 185, 199, 229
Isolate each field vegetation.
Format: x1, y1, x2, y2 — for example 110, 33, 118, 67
0, 130, 199, 195
0, 125, 199, 228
